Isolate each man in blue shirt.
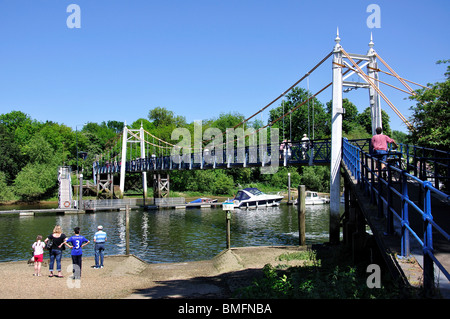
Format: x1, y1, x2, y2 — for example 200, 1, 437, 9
64, 227, 89, 279
93, 225, 107, 269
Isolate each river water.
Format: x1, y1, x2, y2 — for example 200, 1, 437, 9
0, 204, 342, 263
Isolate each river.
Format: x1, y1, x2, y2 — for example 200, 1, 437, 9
0, 204, 342, 263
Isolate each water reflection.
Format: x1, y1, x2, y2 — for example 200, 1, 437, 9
0, 204, 341, 263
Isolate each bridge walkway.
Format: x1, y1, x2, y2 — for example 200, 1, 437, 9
342, 140, 450, 297
93, 139, 332, 175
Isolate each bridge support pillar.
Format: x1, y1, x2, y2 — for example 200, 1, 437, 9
329, 30, 343, 244
140, 123, 148, 199
119, 124, 128, 199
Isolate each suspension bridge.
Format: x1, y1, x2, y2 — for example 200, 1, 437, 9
81, 31, 450, 295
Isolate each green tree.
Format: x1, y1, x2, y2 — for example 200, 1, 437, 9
0, 123, 24, 184
325, 98, 360, 136
269, 87, 328, 141
148, 107, 186, 128
82, 122, 118, 147
299, 166, 330, 192
392, 130, 408, 144
357, 107, 391, 136
14, 162, 58, 200
210, 112, 245, 133
212, 171, 235, 195
0, 172, 15, 201
0, 110, 41, 149
266, 167, 301, 189
408, 60, 450, 151
13, 132, 63, 200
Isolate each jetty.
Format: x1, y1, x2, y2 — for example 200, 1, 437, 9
0, 197, 231, 216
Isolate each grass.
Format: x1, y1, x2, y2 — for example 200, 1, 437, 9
236, 244, 417, 299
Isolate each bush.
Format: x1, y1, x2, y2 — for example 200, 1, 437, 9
299, 166, 330, 192
212, 172, 235, 195
14, 162, 58, 200
237, 246, 399, 299
0, 172, 15, 201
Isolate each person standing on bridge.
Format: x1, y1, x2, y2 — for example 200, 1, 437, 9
371, 127, 398, 167
301, 134, 310, 159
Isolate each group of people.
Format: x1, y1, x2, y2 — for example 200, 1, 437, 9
31, 225, 107, 279
279, 134, 311, 160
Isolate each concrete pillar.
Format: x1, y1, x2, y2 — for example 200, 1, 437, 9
329, 29, 343, 244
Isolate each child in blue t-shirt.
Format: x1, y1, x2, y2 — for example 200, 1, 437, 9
64, 227, 90, 279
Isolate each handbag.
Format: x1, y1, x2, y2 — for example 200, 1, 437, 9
45, 237, 53, 250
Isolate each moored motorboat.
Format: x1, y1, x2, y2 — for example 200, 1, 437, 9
294, 191, 330, 205
232, 188, 283, 209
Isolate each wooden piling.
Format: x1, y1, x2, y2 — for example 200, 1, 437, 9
297, 185, 306, 246
126, 205, 130, 255
226, 211, 231, 249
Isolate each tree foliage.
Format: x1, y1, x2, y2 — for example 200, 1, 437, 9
408, 60, 450, 151
269, 87, 329, 141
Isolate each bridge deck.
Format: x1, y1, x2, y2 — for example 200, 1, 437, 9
342, 160, 450, 297
94, 139, 332, 174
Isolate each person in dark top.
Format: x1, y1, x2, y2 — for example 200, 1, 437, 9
45, 225, 67, 278
63, 227, 90, 279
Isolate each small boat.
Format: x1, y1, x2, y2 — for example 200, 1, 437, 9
305, 191, 330, 205
189, 198, 217, 204
232, 188, 283, 209
294, 191, 330, 205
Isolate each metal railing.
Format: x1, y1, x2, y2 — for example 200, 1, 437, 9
343, 138, 450, 292
82, 198, 144, 210
93, 139, 333, 174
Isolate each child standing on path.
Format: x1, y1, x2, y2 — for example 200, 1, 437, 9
31, 235, 45, 276
63, 227, 90, 279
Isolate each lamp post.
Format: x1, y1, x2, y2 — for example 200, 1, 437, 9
75, 123, 86, 210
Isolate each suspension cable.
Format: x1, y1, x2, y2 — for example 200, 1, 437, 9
341, 48, 414, 131
342, 63, 416, 95
367, 66, 430, 90
203, 51, 333, 143
375, 52, 415, 95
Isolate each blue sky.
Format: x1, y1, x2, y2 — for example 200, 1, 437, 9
0, 0, 448, 134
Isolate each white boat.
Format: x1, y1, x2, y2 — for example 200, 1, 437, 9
232, 188, 283, 209
295, 191, 330, 205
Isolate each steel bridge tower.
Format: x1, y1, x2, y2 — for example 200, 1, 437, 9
329, 30, 382, 243
119, 123, 148, 199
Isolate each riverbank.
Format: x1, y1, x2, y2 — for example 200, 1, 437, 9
0, 246, 307, 299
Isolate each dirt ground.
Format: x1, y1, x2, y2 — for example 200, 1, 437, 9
0, 246, 306, 299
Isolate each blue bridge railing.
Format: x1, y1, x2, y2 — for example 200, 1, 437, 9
93, 139, 332, 174
343, 138, 450, 292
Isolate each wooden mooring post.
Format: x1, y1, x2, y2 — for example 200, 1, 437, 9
297, 185, 306, 246
126, 205, 130, 255
226, 211, 231, 249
